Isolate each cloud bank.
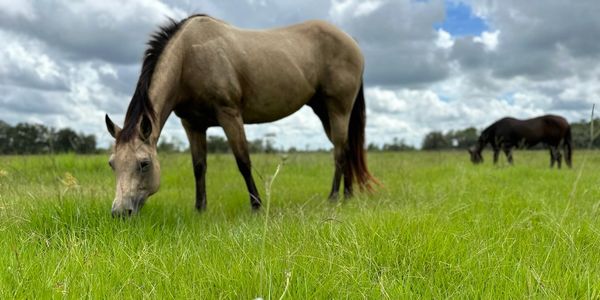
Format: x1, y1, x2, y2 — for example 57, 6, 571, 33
0, 0, 598, 149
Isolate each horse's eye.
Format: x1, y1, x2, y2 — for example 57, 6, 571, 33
139, 160, 151, 173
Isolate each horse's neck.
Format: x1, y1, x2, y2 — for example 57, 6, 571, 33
147, 42, 185, 142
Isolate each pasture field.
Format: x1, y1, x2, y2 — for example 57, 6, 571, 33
1, 151, 600, 298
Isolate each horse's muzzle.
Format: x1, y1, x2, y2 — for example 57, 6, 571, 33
111, 196, 146, 217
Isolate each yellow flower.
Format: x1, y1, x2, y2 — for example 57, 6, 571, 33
60, 172, 79, 191
0, 169, 7, 177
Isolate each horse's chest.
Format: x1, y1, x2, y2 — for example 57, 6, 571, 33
174, 102, 219, 127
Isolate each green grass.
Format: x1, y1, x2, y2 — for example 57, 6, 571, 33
1, 151, 600, 298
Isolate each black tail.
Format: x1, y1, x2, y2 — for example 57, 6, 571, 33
345, 82, 378, 191
564, 126, 573, 168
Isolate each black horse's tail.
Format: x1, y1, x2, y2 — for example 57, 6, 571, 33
345, 81, 379, 191
564, 125, 573, 168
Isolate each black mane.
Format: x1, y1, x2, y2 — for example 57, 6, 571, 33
117, 14, 207, 143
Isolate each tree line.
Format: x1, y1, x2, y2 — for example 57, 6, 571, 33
0, 119, 284, 155
1, 118, 599, 155
158, 135, 280, 154
0, 120, 96, 154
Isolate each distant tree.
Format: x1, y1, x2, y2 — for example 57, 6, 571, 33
157, 140, 177, 153
382, 138, 415, 151
264, 138, 277, 153
247, 134, 278, 153
53, 128, 79, 153
447, 127, 478, 149
248, 139, 263, 153
422, 131, 451, 150
569, 118, 600, 148
0, 120, 10, 154
367, 143, 380, 151
207, 136, 229, 153
10, 123, 51, 154
77, 134, 97, 154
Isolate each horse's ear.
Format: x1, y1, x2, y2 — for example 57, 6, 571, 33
139, 114, 153, 143
105, 114, 121, 139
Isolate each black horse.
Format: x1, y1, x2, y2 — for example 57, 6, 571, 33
468, 115, 572, 168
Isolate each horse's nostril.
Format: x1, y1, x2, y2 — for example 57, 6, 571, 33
111, 208, 134, 218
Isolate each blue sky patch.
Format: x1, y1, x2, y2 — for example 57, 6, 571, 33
436, 1, 489, 36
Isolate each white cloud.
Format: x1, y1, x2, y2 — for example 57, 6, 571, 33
0, 0, 36, 20
435, 28, 455, 49
473, 30, 500, 50
329, 0, 385, 20
0, 30, 65, 90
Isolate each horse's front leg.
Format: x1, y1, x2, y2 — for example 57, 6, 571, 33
493, 148, 500, 164
217, 108, 261, 210
182, 121, 208, 211
549, 147, 556, 168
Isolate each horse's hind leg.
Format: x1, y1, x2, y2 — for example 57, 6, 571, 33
503, 146, 514, 164
217, 108, 261, 209
308, 97, 332, 141
182, 120, 209, 211
311, 94, 353, 200
309, 95, 350, 200
328, 112, 352, 200
549, 146, 562, 168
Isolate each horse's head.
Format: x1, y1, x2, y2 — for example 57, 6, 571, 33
468, 146, 483, 164
105, 114, 160, 217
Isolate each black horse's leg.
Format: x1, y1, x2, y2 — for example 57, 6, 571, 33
493, 148, 500, 164
182, 121, 208, 211
504, 146, 514, 164
556, 147, 562, 169
549, 147, 556, 168
217, 108, 261, 209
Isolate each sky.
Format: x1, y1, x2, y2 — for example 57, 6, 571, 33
0, 0, 599, 149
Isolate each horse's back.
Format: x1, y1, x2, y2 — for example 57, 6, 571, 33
490, 115, 569, 146
178, 16, 363, 123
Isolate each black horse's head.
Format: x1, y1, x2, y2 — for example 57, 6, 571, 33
468, 146, 483, 164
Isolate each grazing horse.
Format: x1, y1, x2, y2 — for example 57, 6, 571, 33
105, 15, 377, 216
468, 115, 572, 168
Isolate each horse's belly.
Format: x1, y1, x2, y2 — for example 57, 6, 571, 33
239, 75, 315, 123
241, 97, 308, 124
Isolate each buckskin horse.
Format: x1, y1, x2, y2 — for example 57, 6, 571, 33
468, 115, 572, 168
105, 15, 377, 216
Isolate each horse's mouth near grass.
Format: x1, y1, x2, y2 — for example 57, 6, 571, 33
133, 196, 148, 213
111, 195, 147, 217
